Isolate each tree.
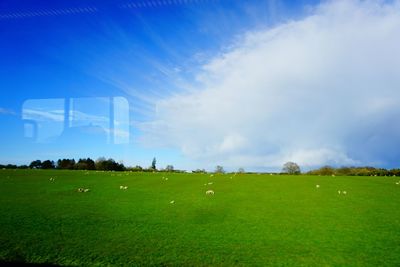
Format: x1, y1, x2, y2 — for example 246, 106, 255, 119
308, 165, 335, 176
29, 160, 42, 169
282, 162, 301, 174
95, 157, 125, 171
165, 165, 174, 172
215, 165, 225, 174
238, 167, 245, 174
130, 165, 143, 172
42, 160, 55, 169
75, 158, 95, 170
151, 157, 157, 170
57, 159, 76, 170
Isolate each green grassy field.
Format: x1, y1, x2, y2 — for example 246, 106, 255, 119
0, 169, 399, 266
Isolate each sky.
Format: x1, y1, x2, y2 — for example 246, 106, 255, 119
0, 0, 400, 172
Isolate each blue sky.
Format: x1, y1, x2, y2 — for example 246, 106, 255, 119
1, 0, 400, 171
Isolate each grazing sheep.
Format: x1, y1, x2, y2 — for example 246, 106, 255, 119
395, 182, 399, 185
210, 174, 214, 177
331, 174, 335, 177
120, 186, 128, 190
208, 182, 213, 185
338, 190, 341, 194
206, 190, 215, 195
170, 200, 175, 204
342, 191, 347, 195
49, 177, 55, 182
77, 188, 90, 193
316, 184, 320, 188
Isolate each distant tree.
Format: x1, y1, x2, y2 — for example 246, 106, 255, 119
390, 169, 400, 176
192, 169, 206, 173
18, 165, 29, 169
57, 159, 76, 170
6, 164, 17, 169
95, 157, 125, 171
310, 166, 335, 176
282, 162, 301, 174
95, 157, 107, 170
130, 165, 143, 172
165, 165, 174, 172
215, 165, 225, 174
29, 160, 42, 169
75, 158, 95, 170
42, 160, 55, 169
151, 157, 157, 170
336, 166, 351, 176
238, 167, 245, 174
85, 158, 95, 170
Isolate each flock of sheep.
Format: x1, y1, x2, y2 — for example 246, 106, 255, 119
43, 171, 400, 201
315, 184, 348, 195
70, 172, 220, 202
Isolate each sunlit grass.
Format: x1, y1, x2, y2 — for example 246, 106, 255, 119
0, 169, 399, 266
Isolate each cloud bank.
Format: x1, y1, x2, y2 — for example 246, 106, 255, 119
142, 0, 400, 170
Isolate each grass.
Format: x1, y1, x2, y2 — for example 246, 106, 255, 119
0, 169, 399, 266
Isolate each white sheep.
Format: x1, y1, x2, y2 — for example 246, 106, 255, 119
208, 182, 213, 185
338, 190, 341, 194
170, 200, 175, 204
77, 188, 90, 193
206, 190, 215, 195
316, 184, 320, 188
342, 191, 347, 195
210, 174, 214, 177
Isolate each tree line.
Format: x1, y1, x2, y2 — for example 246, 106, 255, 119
1, 159, 399, 176
306, 165, 400, 176
0, 157, 182, 172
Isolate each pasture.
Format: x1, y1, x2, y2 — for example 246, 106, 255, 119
0, 169, 399, 266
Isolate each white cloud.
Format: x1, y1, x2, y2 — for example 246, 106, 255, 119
141, 0, 400, 170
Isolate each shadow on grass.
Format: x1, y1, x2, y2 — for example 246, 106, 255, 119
0, 261, 63, 267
